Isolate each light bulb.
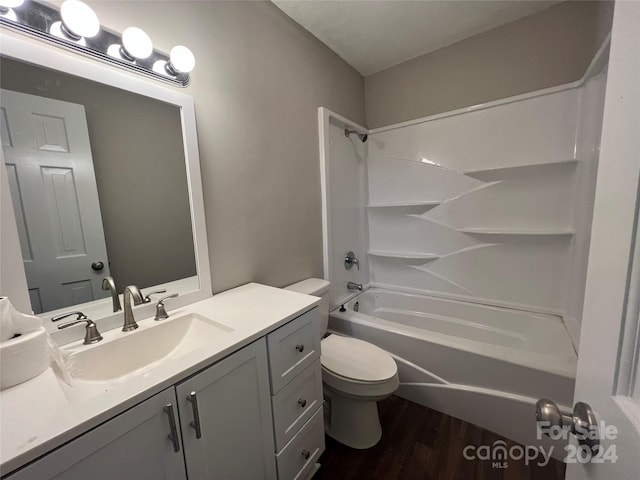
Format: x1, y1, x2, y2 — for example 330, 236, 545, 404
168, 45, 195, 74
0, 0, 24, 8
153, 60, 168, 75
121, 27, 153, 60
0, 0, 22, 17
50, 21, 87, 46
60, 0, 100, 39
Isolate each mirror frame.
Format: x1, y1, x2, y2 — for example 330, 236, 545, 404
0, 31, 212, 342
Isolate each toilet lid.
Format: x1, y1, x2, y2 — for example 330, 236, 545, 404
321, 335, 397, 382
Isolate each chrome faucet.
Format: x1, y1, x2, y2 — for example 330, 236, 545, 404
122, 285, 144, 331
347, 282, 363, 291
102, 276, 121, 312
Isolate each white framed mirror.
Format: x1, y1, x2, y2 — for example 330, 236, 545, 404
0, 32, 211, 341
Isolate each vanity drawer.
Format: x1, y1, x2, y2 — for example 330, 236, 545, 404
275, 407, 324, 480
272, 359, 323, 451
267, 308, 320, 393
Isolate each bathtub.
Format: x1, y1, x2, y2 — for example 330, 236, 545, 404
329, 287, 577, 452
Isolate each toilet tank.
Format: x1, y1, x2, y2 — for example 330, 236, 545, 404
284, 278, 331, 334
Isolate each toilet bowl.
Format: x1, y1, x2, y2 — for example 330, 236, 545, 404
284, 278, 399, 449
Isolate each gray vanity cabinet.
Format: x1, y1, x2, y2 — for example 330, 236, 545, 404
4, 339, 275, 480
176, 337, 277, 480
5, 387, 187, 480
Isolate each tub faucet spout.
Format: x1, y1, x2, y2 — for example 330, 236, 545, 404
347, 282, 363, 291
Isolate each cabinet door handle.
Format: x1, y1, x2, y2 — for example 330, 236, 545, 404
187, 391, 203, 439
295, 344, 305, 353
298, 398, 307, 408
163, 404, 180, 453
301, 449, 311, 460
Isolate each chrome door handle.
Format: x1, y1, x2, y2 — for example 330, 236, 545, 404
536, 398, 599, 449
187, 391, 203, 439
163, 404, 180, 453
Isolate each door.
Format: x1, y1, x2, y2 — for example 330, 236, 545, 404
177, 338, 277, 480
1, 89, 110, 313
563, 3, 640, 478
5, 388, 187, 480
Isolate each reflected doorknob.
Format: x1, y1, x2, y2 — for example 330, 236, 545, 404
536, 398, 599, 450
91, 261, 105, 271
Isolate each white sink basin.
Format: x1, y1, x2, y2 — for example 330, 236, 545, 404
66, 313, 233, 382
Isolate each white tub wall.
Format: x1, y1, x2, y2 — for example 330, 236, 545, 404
564, 48, 609, 351
366, 88, 581, 314
367, 88, 579, 172
319, 109, 370, 307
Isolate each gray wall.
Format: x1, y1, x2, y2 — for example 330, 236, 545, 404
365, 1, 614, 128
82, 1, 366, 293
0, 58, 197, 292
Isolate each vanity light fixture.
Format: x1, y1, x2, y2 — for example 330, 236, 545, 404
0, 0, 195, 87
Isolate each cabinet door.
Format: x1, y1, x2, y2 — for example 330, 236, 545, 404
6, 388, 186, 480
177, 338, 277, 480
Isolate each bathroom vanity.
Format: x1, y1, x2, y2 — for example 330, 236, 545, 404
0, 284, 324, 480
0, 24, 324, 480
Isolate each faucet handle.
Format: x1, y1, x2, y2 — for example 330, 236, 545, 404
57, 318, 103, 345
51, 311, 88, 322
143, 289, 167, 303
344, 251, 360, 271
155, 293, 179, 321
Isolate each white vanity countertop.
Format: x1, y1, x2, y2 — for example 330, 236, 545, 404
0, 283, 319, 476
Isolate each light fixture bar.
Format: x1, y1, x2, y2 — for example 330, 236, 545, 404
0, 0, 192, 87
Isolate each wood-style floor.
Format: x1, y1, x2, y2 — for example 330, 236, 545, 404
316, 395, 566, 480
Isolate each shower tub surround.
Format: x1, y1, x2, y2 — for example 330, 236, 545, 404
319, 42, 608, 450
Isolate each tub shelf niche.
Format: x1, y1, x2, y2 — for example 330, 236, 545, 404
366, 201, 441, 214
368, 250, 440, 261
464, 158, 579, 181
460, 228, 574, 237
367, 201, 441, 208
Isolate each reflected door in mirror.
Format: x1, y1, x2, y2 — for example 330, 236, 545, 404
1, 89, 110, 313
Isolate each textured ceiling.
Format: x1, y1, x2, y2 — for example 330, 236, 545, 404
272, 0, 562, 76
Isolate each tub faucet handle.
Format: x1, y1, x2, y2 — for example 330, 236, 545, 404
344, 251, 359, 270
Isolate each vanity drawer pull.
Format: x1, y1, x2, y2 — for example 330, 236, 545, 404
301, 449, 310, 460
163, 404, 181, 453
187, 391, 203, 439
295, 344, 305, 353
298, 398, 307, 408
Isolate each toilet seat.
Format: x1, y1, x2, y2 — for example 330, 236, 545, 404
321, 334, 397, 383
321, 335, 398, 399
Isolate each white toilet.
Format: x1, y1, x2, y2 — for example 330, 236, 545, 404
285, 278, 399, 449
